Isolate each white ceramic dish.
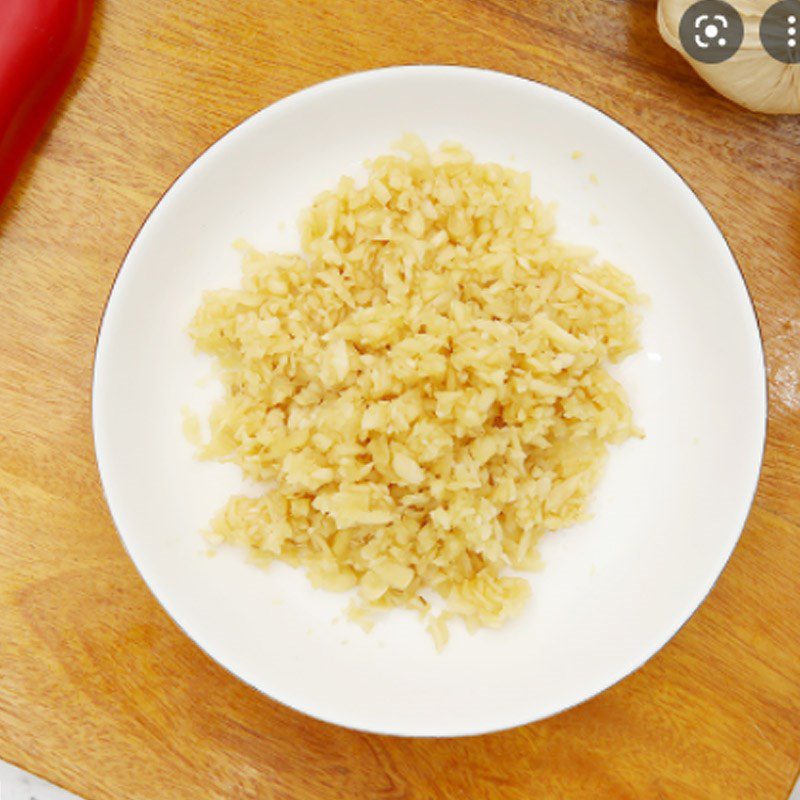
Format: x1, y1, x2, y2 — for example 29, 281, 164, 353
93, 66, 766, 737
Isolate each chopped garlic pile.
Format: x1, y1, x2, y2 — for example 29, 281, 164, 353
189, 136, 641, 648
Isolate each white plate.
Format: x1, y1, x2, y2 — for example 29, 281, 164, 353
93, 66, 766, 736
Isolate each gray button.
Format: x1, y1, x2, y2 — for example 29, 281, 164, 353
760, 0, 800, 63
679, 0, 744, 63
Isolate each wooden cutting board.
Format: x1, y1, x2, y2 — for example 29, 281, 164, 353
1, 1, 799, 797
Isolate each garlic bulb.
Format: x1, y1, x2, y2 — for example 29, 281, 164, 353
658, 0, 800, 113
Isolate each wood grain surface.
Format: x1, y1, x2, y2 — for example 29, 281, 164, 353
1, 1, 799, 798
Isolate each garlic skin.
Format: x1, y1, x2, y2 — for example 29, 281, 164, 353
658, 0, 800, 113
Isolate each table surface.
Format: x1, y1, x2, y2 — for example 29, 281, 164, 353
2, 1, 799, 798
0, 760, 81, 800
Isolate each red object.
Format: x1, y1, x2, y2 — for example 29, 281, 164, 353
0, 0, 93, 205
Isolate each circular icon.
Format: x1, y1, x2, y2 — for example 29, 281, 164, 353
760, 0, 800, 63
679, 0, 744, 63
